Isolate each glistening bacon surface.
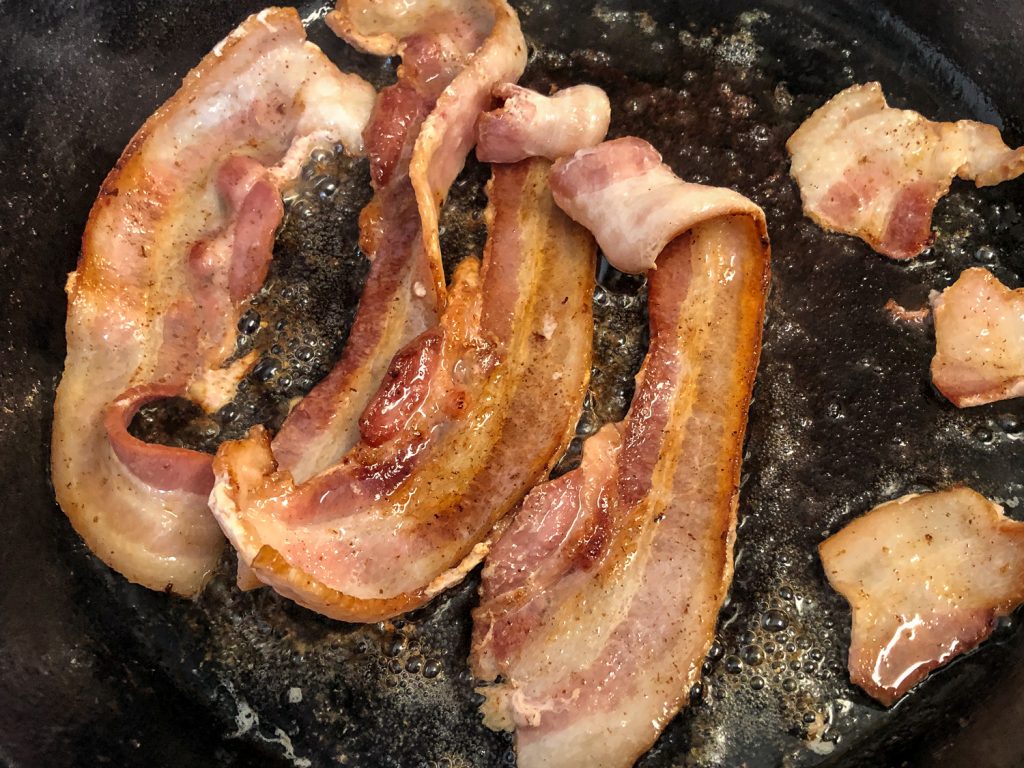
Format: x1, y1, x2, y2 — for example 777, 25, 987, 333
819, 487, 1024, 706
274, 0, 527, 483
787, 82, 1024, 259
476, 83, 611, 163
550, 137, 765, 274
211, 158, 595, 622
472, 138, 770, 768
51, 8, 375, 596
930, 267, 1024, 407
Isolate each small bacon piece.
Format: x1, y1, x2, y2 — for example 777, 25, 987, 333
211, 158, 596, 622
550, 137, 765, 274
820, 487, 1024, 706
275, 0, 527, 483
930, 267, 1024, 406
476, 83, 611, 163
884, 298, 931, 324
787, 82, 1024, 259
472, 138, 770, 768
51, 8, 375, 596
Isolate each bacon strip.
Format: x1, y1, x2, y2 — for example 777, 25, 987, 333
472, 138, 770, 768
820, 487, 1024, 706
550, 137, 765, 274
930, 267, 1024, 407
787, 82, 1024, 259
476, 83, 611, 163
275, 0, 527, 483
211, 158, 596, 621
51, 8, 375, 596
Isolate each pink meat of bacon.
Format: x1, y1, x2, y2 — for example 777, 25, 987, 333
820, 487, 1024, 706
476, 83, 611, 163
51, 8, 375, 596
930, 267, 1024, 407
787, 82, 1024, 259
471, 137, 770, 768
211, 157, 595, 622
273, 0, 527, 484
550, 136, 766, 274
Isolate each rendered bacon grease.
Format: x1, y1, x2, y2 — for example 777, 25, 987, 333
930, 267, 1024, 407
274, 0, 527, 484
787, 82, 1024, 259
51, 8, 375, 595
820, 487, 1024, 706
472, 138, 770, 768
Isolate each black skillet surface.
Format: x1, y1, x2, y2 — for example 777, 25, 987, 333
2, 1, 1024, 766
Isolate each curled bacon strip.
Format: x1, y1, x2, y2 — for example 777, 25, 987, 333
275, 0, 527, 483
51, 8, 375, 595
930, 267, 1024, 407
476, 83, 611, 163
211, 158, 596, 622
471, 138, 770, 768
820, 487, 1024, 706
550, 136, 765, 273
787, 82, 1024, 259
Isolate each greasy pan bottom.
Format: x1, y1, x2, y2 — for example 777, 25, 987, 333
1, 1, 1024, 766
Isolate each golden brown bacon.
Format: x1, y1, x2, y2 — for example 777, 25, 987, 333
820, 487, 1024, 706
210, 158, 596, 622
787, 82, 1024, 259
930, 267, 1024, 407
273, 0, 527, 484
471, 138, 770, 768
51, 8, 375, 596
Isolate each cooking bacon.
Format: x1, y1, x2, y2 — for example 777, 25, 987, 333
930, 267, 1024, 406
820, 487, 1024, 706
884, 298, 931, 324
550, 136, 765, 273
51, 8, 375, 596
274, 0, 527, 483
476, 83, 611, 163
211, 157, 596, 622
472, 137, 770, 768
787, 82, 1024, 259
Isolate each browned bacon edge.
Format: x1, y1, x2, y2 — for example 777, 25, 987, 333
471, 140, 770, 768
273, 0, 527, 484
52, 8, 375, 596
211, 157, 595, 621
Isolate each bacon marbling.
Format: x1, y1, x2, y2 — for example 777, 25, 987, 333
472, 137, 770, 768
51, 8, 375, 595
820, 487, 1024, 706
211, 158, 596, 622
930, 267, 1024, 407
274, 0, 527, 484
550, 137, 765, 274
787, 82, 1024, 259
476, 83, 611, 163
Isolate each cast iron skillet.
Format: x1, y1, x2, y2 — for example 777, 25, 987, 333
2, 1, 1023, 766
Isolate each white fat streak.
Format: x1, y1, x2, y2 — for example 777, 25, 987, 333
222, 682, 312, 768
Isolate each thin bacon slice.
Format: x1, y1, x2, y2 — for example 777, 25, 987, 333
51, 8, 375, 596
550, 137, 765, 274
211, 157, 596, 622
274, 0, 527, 483
884, 298, 931, 324
476, 83, 611, 163
819, 487, 1024, 706
472, 137, 770, 768
787, 82, 1024, 259
930, 267, 1024, 407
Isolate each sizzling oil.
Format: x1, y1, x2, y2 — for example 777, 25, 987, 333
107, 1, 1024, 767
